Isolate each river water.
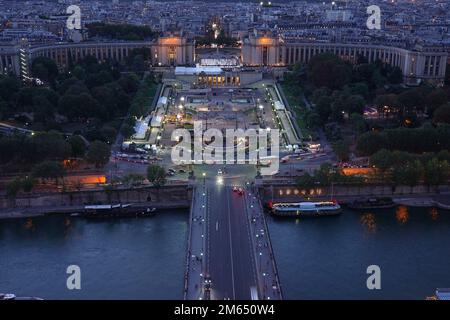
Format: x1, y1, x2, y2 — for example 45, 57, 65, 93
0, 211, 188, 299
0, 206, 449, 299
267, 206, 450, 300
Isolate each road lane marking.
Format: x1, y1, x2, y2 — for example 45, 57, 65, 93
216, 221, 219, 231
226, 189, 236, 300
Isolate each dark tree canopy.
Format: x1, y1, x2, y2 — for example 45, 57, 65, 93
86, 140, 111, 168
86, 22, 156, 41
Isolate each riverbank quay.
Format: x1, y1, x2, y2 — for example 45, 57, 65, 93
260, 183, 450, 210
0, 201, 190, 220
0, 184, 192, 219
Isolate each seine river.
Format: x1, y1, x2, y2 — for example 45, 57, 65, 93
1, 207, 449, 299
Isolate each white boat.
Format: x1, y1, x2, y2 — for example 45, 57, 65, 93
0, 293, 43, 300
0, 293, 16, 300
270, 201, 342, 217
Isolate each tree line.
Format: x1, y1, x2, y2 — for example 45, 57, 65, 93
284, 52, 450, 132
369, 149, 450, 189
356, 124, 450, 156
86, 22, 157, 41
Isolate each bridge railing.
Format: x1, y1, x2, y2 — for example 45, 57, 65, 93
183, 186, 196, 299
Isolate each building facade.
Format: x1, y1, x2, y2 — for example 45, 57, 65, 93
0, 35, 195, 78
154, 35, 195, 66
2, 32, 447, 85
242, 34, 448, 84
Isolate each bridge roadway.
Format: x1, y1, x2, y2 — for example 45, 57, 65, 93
184, 177, 282, 300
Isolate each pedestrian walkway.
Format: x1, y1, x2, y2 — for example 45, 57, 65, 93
244, 186, 283, 300
184, 184, 208, 300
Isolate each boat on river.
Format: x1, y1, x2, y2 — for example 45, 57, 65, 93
71, 204, 157, 218
269, 201, 342, 217
347, 197, 395, 210
1, 293, 43, 300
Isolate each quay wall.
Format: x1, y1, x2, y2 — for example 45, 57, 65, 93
0, 185, 192, 210
259, 183, 450, 203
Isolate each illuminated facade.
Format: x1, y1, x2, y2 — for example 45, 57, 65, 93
154, 35, 194, 66
242, 33, 448, 84
0, 35, 195, 76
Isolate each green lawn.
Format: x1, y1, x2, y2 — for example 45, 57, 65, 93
281, 83, 305, 108
280, 83, 314, 140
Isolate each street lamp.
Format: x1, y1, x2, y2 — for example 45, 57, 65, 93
259, 252, 263, 272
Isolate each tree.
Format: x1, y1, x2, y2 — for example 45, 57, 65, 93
31, 57, 59, 84
21, 176, 35, 206
374, 94, 399, 116
122, 173, 145, 188
313, 163, 333, 186
349, 82, 369, 99
6, 178, 22, 200
147, 165, 166, 188
427, 89, 448, 114
69, 135, 87, 158
356, 131, 388, 156
33, 95, 55, 124
21, 177, 35, 194
296, 173, 316, 190
423, 158, 448, 190
118, 73, 140, 94
30, 132, 72, 162
0, 97, 7, 120
74, 180, 84, 192
433, 104, 450, 124
308, 53, 352, 89
86, 22, 155, 41
315, 96, 332, 123
58, 93, 102, 120
147, 165, 166, 201
305, 112, 321, 129
131, 54, 146, 73
398, 88, 427, 114
387, 66, 403, 84
0, 76, 21, 103
392, 160, 423, 192
332, 139, 351, 162
86, 141, 111, 168
311, 87, 331, 104
31, 161, 65, 184
100, 125, 118, 143
121, 123, 136, 138
345, 95, 366, 115
72, 65, 86, 80
370, 149, 395, 172
349, 113, 367, 134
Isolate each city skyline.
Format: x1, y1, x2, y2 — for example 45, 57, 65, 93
1, 0, 450, 309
